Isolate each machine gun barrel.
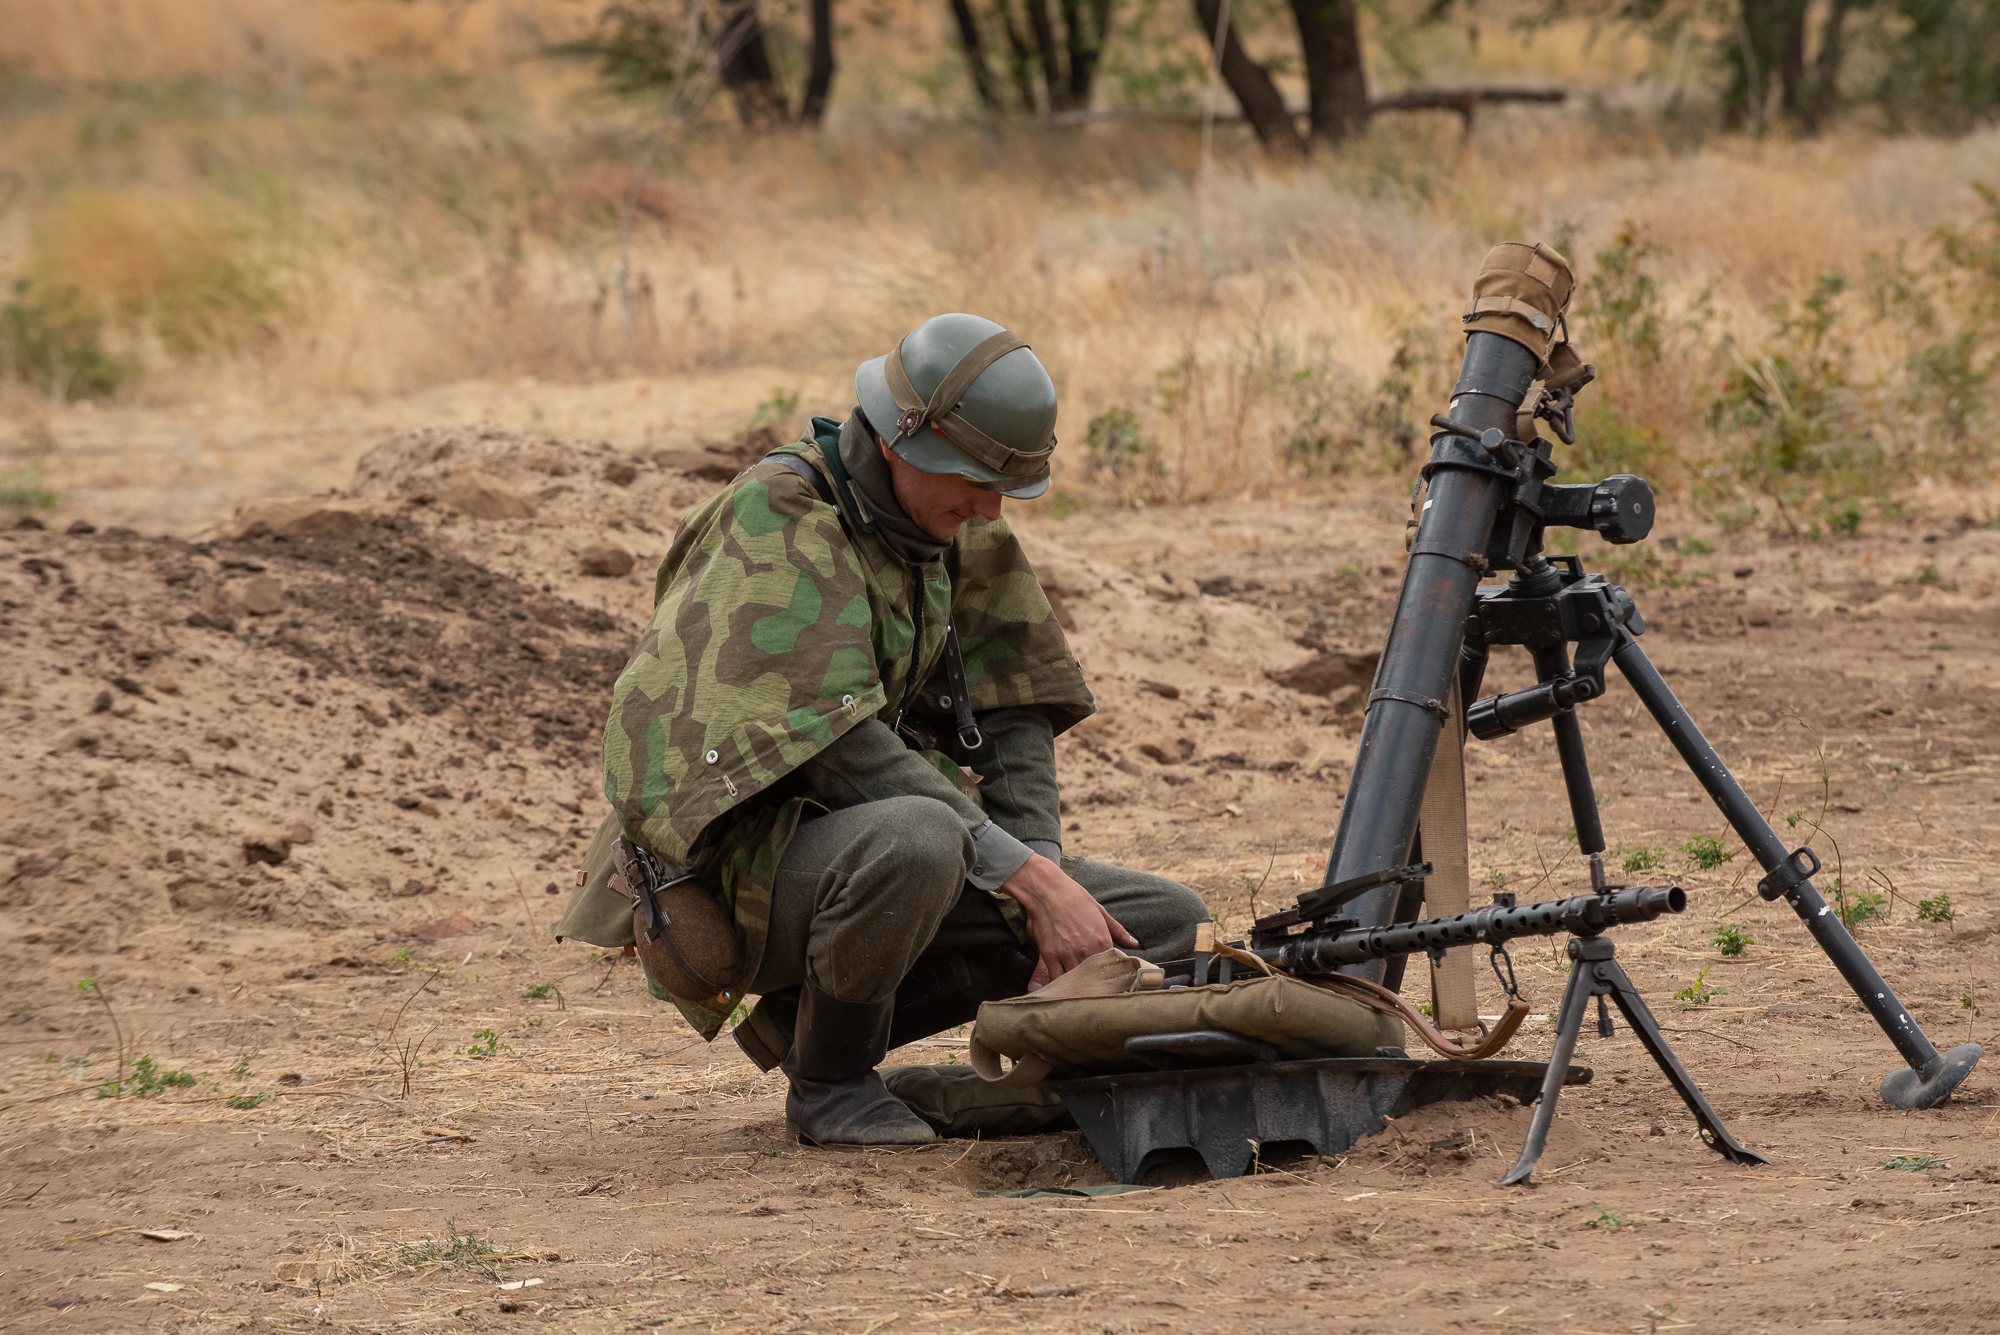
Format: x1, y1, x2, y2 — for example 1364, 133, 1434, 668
1257, 886, 1684, 976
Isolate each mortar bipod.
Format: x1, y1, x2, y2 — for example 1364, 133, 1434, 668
1500, 934, 1766, 1185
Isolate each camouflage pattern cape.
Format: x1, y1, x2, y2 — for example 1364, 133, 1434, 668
597, 416, 1094, 1037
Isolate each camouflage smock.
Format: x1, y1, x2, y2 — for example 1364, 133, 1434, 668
600, 417, 1094, 1038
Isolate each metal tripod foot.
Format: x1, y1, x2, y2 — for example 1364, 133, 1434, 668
1881, 1043, 1983, 1110
1500, 934, 1766, 1186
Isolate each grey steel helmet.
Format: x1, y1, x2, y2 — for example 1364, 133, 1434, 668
855, 313, 1058, 501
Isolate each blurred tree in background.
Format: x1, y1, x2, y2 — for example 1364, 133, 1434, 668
565, 0, 2000, 143
570, 0, 837, 124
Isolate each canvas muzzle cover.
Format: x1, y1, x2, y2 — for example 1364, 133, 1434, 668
1461, 241, 1577, 372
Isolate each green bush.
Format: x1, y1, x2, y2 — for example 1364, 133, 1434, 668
1709, 922, 1753, 957
1680, 834, 1732, 870
1835, 886, 1886, 929
1578, 224, 1666, 364
1622, 846, 1664, 873
1083, 405, 1164, 479
1916, 892, 1953, 923
1710, 274, 1854, 479
1, 461, 58, 515
0, 279, 135, 400
96, 1054, 198, 1099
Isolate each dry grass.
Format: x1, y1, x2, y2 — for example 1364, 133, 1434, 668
1, 6, 1996, 521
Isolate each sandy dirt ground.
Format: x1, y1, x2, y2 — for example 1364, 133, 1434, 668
3, 403, 1998, 1334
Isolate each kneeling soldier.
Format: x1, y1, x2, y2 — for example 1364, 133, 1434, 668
557, 313, 1209, 1146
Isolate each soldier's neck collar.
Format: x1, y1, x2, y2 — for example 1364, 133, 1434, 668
831, 410, 951, 567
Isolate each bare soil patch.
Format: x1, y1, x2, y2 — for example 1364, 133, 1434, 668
3, 429, 1997, 1333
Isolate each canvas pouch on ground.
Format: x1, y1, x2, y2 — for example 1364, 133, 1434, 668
968, 949, 1406, 1087
882, 1064, 1074, 1136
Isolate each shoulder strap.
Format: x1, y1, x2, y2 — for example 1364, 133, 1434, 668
759, 451, 836, 508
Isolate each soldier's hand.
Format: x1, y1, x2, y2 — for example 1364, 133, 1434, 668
1000, 854, 1139, 990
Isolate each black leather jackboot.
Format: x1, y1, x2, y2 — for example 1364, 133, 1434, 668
781, 980, 937, 1147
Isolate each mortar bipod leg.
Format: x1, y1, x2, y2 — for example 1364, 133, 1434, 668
1582, 937, 1769, 1167
1499, 946, 1596, 1186
1611, 629, 1981, 1109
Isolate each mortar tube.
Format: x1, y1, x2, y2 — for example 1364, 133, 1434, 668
1321, 332, 1538, 978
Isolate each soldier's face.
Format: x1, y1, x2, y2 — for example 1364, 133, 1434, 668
880, 435, 1005, 541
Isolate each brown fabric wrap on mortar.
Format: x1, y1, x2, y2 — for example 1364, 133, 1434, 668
1461, 240, 1577, 373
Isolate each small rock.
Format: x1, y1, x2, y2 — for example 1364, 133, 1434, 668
1733, 566, 1755, 579
343, 752, 364, 768
98, 773, 119, 790
111, 675, 147, 697
413, 910, 476, 939
164, 848, 185, 865
153, 677, 180, 695
185, 610, 236, 633
66, 520, 97, 536
523, 638, 562, 662
1136, 734, 1194, 764
1138, 679, 1181, 700
243, 829, 293, 865
14, 515, 45, 530
91, 689, 114, 714
316, 796, 335, 816
216, 497, 374, 541
437, 469, 537, 520
524, 595, 568, 630
603, 460, 639, 487
277, 1072, 306, 1086
286, 822, 314, 846
236, 574, 286, 616
578, 543, 635, 577
356, 703, 389, 727
392, 795, 423, 810
394, 879, 432, 898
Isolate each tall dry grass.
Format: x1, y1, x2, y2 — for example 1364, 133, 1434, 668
1, 7, 1996, 528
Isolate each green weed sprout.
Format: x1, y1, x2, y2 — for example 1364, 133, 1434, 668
1709, 923, 1753, 956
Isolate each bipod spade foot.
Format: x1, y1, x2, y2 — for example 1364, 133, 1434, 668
1500, 934, 1766, 1186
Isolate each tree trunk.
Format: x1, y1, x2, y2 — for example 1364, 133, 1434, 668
1289, 0, 1368, 143
995, 0, 1043, 111
1192, 0, 1307, 156
714, 2, 789, 127
1776, 0, 1807, 114
1729, 0, 1831, 132
800, 0, 837, 124
948, 0, 1006, 110
1062, 0, 1113, 108
1024, 0, 1073, 113
1799, 0, 1849, 132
